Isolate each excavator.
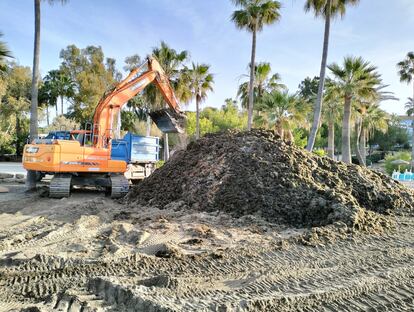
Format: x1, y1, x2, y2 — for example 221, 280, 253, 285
23, 56, 185, 198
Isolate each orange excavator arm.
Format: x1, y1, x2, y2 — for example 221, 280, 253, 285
92, 56, 185, 148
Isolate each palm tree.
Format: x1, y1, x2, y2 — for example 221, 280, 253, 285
57, 72, 74, 115
405, 97, 414, 164
255, 90, 308, 142
183, 63, 214, 139
238, 62, 286, 109
354, 86, 395, 166
27, 0, 68, 190
305, 0, 360, 152
406, 97, 414, 115
42, 69, 74, 116
398, 52, 414, 163
323, 79, 342, 158
148, 42, 189, 160
38, 81, 55, 126
359, 104, 388, 165
0, 32, 12, 73
231, 0, 281, 131
328, 56, 381, 164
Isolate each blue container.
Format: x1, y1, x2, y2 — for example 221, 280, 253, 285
124, 132, 159, 162
111, 132, 159, 163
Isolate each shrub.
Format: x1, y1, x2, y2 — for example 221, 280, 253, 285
313, 149, 326, 157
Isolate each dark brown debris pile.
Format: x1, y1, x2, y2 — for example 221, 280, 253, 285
127, 130, 414, 229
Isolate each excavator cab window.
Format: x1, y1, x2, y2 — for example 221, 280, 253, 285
45, 131, 71, 140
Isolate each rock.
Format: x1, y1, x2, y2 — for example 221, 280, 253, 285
0, 173, 13, 179
1, 178, 16, 184
0, 186, 9, 193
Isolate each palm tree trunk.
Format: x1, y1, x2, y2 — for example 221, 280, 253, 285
27, 0, 41, 191
29, 0, 40, 141
286, 130, 294, 143
327, 117, 335, 159
196, 95, 200, 139
360, 127, 367, 166
276, 122, 284, 140
355, 119, 365, 166
306, 0, 331, 152
61, 95, 64, 116
247, 25, 257, 131
342, 95, 352, 163
146, 114, 151, 136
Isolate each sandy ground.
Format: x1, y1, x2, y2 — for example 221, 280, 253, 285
0, 182, 414, 311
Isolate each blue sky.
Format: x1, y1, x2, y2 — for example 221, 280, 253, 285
0, 0, 413, 115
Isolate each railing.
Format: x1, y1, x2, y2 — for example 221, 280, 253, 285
392, 170, 414, 181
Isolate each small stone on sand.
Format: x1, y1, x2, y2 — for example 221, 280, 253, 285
0, 186, 9, 193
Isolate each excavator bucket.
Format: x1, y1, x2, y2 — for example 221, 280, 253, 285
149, 108, 186, 133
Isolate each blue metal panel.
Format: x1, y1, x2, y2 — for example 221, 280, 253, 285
123, 132, 159, 163
111, 139, 129, 162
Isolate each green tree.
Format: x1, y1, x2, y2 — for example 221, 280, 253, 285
183, 63, 214, 139
255, 90, 308, 142
369, 115, 408, 152
124, 54, 142, 72
397, 52, 414, 163
0, 32, 12, 73
59, 45, 119, 123
186, 112, 217, 137
231, 0, 281, 130
328, 56, 381, 163
0, 64, 31, 155
305, 0, 360, 152
46, 115, 80, 132
238, 62, 285, 109
185, 100, 247, 138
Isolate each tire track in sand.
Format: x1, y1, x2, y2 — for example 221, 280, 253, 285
1, 217, 414, 311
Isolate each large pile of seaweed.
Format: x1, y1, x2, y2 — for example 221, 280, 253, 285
127, 130, 414, 228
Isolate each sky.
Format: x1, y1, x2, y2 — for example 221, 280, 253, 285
0, 0, 413, 116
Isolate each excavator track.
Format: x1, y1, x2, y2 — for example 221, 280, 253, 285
49, 174, 72, 198
109, 175, 129, 199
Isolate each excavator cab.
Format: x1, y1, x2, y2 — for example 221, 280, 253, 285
150, 108, 186, 133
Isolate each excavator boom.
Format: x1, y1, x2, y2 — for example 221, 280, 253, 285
93, 56, 185, 148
